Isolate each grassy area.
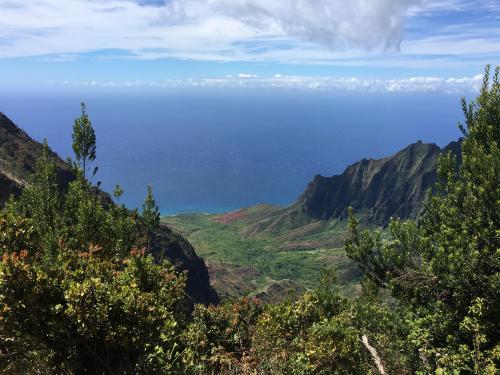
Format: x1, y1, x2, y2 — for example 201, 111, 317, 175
162, 205, 363, 299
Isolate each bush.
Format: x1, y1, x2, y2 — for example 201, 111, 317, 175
183, 297, 262, 374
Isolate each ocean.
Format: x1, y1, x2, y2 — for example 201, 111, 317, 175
0, 88, 464, 214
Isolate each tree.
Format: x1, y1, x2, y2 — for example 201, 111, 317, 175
16, 140, 62, 252
72, 102, 96, 180
346, 65, 500, 372
113, 184, 124, 204
141, 184, 160, 255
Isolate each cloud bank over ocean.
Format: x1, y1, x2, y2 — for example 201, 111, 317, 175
62, 73, 484, 93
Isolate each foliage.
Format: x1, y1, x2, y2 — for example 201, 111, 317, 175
0, 247, 187, 374
250, 275, 414, 375
72, 102, 97, 179
16, 141, 63, 252
141, 184, 160, 256
183, 297, 263, 374
163, 212, 359, 298
346, 65, 500, 372
181, 276, 412, 375
113, 184, 124, 203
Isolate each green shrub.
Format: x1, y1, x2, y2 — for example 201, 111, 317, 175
183, 297, 262, 374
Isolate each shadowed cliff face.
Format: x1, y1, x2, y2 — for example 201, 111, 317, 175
297, 139, 462, 226
0, 112, 218, 305
152, 224, 220, 305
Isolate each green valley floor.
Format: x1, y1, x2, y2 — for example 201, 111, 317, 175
162, 204, 365, 300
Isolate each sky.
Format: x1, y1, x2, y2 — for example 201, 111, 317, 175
0, 0, 499, 93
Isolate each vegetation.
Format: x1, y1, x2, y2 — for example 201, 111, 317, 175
141, 184, 161, 255
72, 102, 97, 180
0, 109, 189, 373
182, 280, 412, 374
346, 65, 500, 372
0, 65, 498, 374
162, 210, 360, 299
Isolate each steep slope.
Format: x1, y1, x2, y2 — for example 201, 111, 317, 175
0, 112, 74, 203
0, 112, 218, 305
153, 224, 219, 304
296, 139, 461, 226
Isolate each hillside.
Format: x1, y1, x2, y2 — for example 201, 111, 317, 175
0, 112, 74, 204
165, 139, 461, 299
0, 112, 218, 305
296, 139, 462, 226
163, 206, 361, 300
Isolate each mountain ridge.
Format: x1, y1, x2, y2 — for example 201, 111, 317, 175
295, 139, 462, 226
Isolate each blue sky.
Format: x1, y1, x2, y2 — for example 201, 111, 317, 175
0, 0, 499, 92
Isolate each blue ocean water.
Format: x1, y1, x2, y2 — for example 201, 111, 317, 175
0, 89, 463, 214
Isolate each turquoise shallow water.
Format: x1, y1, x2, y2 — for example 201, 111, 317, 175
0, 89, 463, 214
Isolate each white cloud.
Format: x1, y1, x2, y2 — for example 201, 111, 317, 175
195, 0, 420, 50
238, 73, 259, 78
0, 0, 498, 69
61, 73, 484, 93
0, 0, 427, 60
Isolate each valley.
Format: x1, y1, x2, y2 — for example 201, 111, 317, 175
163, 206, 361, 299
164, 138, 461, 300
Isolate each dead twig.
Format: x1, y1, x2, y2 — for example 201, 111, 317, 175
361, 335, 386, 375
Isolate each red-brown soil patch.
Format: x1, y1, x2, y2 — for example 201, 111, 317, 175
213, 210, 248, 224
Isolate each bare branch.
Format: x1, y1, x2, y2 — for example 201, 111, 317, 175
361, 335, 386, 375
